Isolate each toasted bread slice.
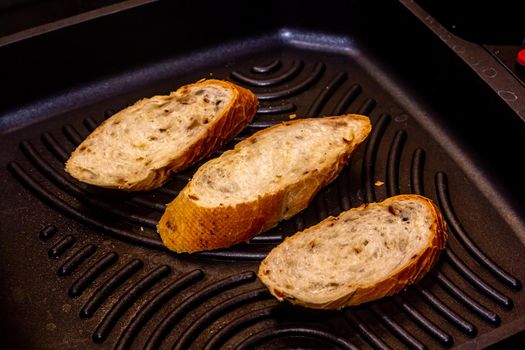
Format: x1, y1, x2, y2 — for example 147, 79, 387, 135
158, 114, 371, 253
65, 79, 258, 191
258, 194, 447, 309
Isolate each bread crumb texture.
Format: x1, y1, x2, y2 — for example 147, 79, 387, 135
258, 195, 447, 309
158, 114, 371, 253
65, 79, 257, 190
190, 116, 368, 206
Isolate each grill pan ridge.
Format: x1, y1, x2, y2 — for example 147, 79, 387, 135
1, 1, 525, 349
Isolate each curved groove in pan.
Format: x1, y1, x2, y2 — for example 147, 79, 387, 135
193, 249, 269, 260
48, 235, 76, 258
104, 109, 116, 118
410, 149, 426, 196
255, 62, 325, 101
361, 113, 391, 203
92, 265, 172, 343
332, 84, 362, 115
10, 151, 298, 259
144, 271, 256, 350
8, 161, 166, 249
435, 172, 521, 290
155, 185, 181, 196
314, 194, 329, 222
294, 214, 305, 232
80, 259, 144, 319
39, 224, 58, 241
386, 130, 407, 197
21, 140, 163, 223
444, 250, 513, 309
57, 244, 97, 277
41, 132, 70, 162
395, 298, 453, 347
68, 252, 119, 297
337, 166, 352, 211
433, 271, 500, 326
356, 98, 377, 115
231, 60, 303, 87
250, 233, 284, 243
203, 306, 278, 350
173, 288, 272, 350
415, 286, 477, 336
251, 59, 281, 74
83, 116, 99, 131
247, 119, 284, 129
115, 269, 204, 350
370, 305, 427, 350
63, 124, 84, 146
256, 103, 296, 115
344, 313, 392, 350
306, 72, 347, 117
234, 326, 359, 350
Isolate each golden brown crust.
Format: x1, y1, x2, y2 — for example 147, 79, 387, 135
159, 187, 285, 252
158, 114, 372, 253
257, 194, 447, 309
65, 79, 258, 191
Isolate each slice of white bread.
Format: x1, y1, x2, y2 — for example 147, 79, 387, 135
65, 79, 258, 191
258, 194, 447, 309
158, 114, 371, 253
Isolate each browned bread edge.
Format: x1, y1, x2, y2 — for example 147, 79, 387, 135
257, 194, 448, 309
158, 114, 371, 253
65, 79, 258, 191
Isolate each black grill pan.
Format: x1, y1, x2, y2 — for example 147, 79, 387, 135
1, 1, 525, 349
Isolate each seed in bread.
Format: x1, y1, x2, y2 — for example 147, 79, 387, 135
65, 79, 258, 191
258, 194, 447, 309
158, 114, 372, 253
